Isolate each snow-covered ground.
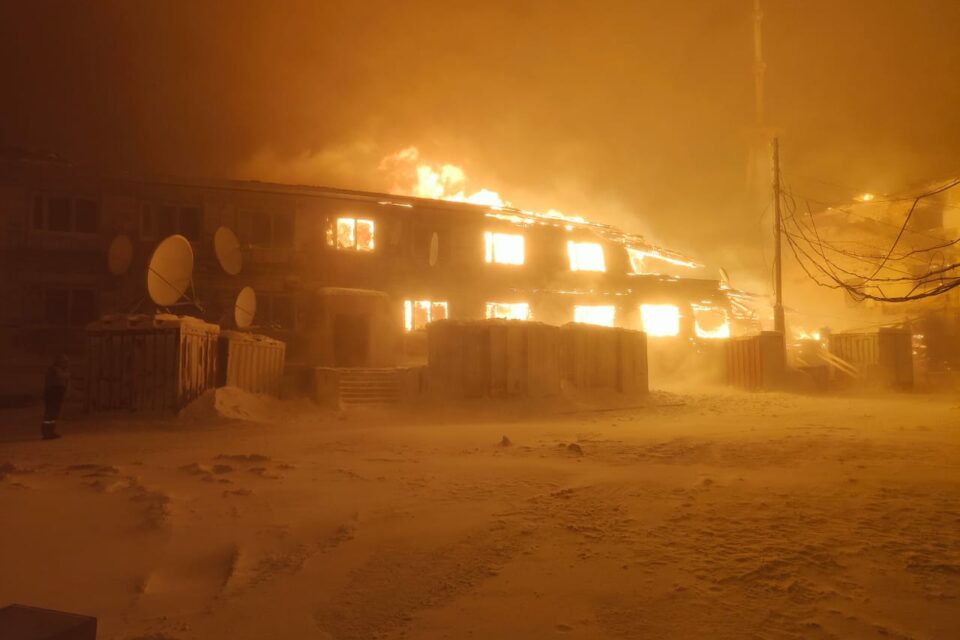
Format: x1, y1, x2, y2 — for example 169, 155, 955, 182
2, 388, 958, 640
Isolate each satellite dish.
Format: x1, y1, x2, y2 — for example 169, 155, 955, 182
235, 286, 257, 329
719, 267, 730, 286
214, 226, 242, 275
429, 232, 439, 267
107, 234, 133, 275
147, 235, 194, 307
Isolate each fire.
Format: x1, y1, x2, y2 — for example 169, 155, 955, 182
627, 246, 699, 271
573, 305, 616, 327
692, 306, 730, 339
404, 300, 448, 331
640, 304, 680, 337
382, 147, 506, 207
335, 217, 375, 251
486, 302, 530, 320
484, 231, 525, 265
567, 241, 606, 272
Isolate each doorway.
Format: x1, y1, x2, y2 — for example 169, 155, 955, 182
333, 313, 370, 367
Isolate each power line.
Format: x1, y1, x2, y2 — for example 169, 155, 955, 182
778, 167, 960, 303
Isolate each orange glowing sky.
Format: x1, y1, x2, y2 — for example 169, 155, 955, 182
2, 0, 958, 283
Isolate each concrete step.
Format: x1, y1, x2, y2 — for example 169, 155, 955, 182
337, 368, 402, 406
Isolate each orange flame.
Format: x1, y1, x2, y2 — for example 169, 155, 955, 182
381, 146, 506, 207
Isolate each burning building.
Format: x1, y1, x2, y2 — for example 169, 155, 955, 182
0, 150, 741, 399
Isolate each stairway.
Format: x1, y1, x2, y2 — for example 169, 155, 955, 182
337, 368, 401, 408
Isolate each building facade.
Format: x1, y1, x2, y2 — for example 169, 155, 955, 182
0, 153, 735, 386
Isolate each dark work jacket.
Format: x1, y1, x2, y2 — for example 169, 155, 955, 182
45, 365, 70, 393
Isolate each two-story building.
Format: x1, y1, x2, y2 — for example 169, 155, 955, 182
0, 150, 738, 393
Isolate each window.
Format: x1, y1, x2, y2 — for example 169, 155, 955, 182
693, 306, 730, 339
485, 302, 531, 321
47, 197, 72, 231
640, 304, 680, 337
32, 195, 99, 234
573, 305, 616, 327
484, 231, 524, 265
273, 213, 295, 248
252, 211, 272, 242
241, 211, 294, 249
28, 287, 98, 327
141, 203, 202, 241
178, 207, 201, 241
568, 241, 605, 272
70, 290, 98, 327
44, 289, 69, 325
74, 199, 99, 233
331, 217, 375, 251
404, 300, 449, 331
258, 294, 296, 329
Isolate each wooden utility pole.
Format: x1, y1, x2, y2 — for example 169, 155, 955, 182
772, 137, 785, 334
753, 0, 766, 127
745, 0, 769, 195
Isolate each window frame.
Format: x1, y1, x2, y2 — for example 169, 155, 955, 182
484, 302, 531, 321
32, 193, 100, 235
330, 216, 376, 252
567, 240, 606, 272
140, 201, 203, 242
573, 304, 616, 327
483, 231, 525, 265
640, 303, 681, 337
26, 286, 99, 328
403, 299, 449, 332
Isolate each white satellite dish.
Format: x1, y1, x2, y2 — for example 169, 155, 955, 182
107, 234, 133, 275
719, 267, 730, 286
214, 226, 243, 275
146, 235, 194, 307
235, 286, 257, 329
429, 232, 439, 267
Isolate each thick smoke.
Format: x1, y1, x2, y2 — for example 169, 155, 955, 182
2, 0, 959, 296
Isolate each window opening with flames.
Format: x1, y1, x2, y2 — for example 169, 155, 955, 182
485, 302, 531, 320
573, 305, 616, 327
484, 232, 525, 265
567, 241, 605, 272
404, 300, 448, 331
640, 304, 681, 337
329, 217, 375, 251
692, 305, 730, 339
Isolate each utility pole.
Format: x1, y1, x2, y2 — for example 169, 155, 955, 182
753, 0, 765, 127
746, 0, 771, 216
772, 137, 785, 334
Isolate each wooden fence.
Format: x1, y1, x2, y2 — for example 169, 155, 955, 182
828, 328, 913, 389
85, 315, 219, 412
725, 331, 785, 390
559, 323, 648, 394
217, 330, 286, 396
427, 320, 561, 399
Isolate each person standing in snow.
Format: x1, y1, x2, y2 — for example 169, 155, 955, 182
41, 354, 70, 440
